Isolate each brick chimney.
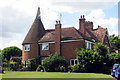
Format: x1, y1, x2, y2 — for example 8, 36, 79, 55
55, 20, 61, 55
79, 15, 85, 34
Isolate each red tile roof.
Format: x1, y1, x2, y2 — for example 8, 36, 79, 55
89, 27, 107, 43
22, 19, 46, 44
39, 26, 107, 43
39, 27, 84, 42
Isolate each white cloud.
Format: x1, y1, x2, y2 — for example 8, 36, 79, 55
85, 9, 118, 36
0, 0, 119, 49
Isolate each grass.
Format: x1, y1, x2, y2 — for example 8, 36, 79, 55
0, 71, 113, 78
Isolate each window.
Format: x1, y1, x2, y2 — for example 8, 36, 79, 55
70, 59, 78, 66
42, 43, 49, 50
24, 44, 30, 51
41, 58, 44, 65
24, 60, 29, 68
85, 40, 91, 49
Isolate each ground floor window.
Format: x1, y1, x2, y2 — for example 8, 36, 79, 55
70, 59, 78, 66
24, 60, 29, 68
41, 58, 44, 65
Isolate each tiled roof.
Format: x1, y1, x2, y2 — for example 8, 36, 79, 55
22, 7, 46, 44
22, 18, 46, 44
39, 26, 107, 43
89, 27, 107, 43
39, 27, 84, 42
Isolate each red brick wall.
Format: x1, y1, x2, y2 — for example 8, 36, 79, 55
40, 40, 85, 65
22, 43, 38, 64
79, 19, 85, 34
61, 40, 85, 65
40, 43, 55, 56
55, 23, 61, 55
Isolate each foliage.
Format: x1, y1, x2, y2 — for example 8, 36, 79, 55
72, 64, 83, 72
75, 48, 105, 72
110, 34, 120, 49
93, 43, 108, 57
36, 65, 44, 72
105, 53, 120, 67
1, 46, 22, 61
43, 53, 68, 72
28, 56, 40, 71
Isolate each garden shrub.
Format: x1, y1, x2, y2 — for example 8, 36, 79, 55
68, 66, 72, 72
93, 43, 108, 57
75, 48, 105, 73
43, 53, 68, 72
28, 56, 40, 71
36, 65, 44, 72
105, 53, 120, 67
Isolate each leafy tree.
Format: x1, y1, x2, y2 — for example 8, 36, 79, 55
105, 53, 120, 67
75, 48, 105, 72
43, 53, 68, 72
1, 46, 22, 62
93, 43, 108, 57
110, 34, 120, 49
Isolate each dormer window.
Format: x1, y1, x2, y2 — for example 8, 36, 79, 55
42, 43, 49, 50
24, 44, 30, 51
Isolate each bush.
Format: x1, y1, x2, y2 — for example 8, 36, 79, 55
1, 46, 22, 61
68, 66, 72, 72
36, 65, 44, 72
28, 56, 40, 71
105, 53, 120, 67
75, 48, 105, 73
94, 43, 108, 57
43, 53, 68, 72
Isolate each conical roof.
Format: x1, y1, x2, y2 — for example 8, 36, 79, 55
22, 7, 45, 44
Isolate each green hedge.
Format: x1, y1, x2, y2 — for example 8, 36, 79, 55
43, 53, 68, 72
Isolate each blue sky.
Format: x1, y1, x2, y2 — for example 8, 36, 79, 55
0, 0, 119, 49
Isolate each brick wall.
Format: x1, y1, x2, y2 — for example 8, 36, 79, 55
40, 40, 85, 65
61, 40, 85, 65
40, 43, 55, 56
22, 43, 39, 64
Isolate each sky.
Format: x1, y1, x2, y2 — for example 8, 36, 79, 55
0, 0, 119, 49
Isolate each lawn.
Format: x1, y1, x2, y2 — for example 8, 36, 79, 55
0, 71, 114, 80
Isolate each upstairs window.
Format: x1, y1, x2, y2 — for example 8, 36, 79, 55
85, 40, 91, 49
42, 43, 49, 50
24, 44, 30, 51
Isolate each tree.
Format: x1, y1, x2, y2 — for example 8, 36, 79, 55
105, 53, 120, 67
110, 34, 120, 49
75, 48, 105, 72
93, 43, 108, 57
1, 46, 22, 62
43, 53, 68, 72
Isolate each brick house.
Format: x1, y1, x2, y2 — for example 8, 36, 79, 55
22, 8, 112, 67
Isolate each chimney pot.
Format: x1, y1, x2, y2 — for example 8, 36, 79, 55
58, 21, 60, 24
81, 15, 82, 19
83, 15, 84, 18
56, 21, 58, 24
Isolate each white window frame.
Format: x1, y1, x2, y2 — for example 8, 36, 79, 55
24, 44, 30, 51
42, 43, 49, 50
41, 58, 44, 65
24, 60, 29, 68
70, 59, 79, 66
85, 40, 92, 49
